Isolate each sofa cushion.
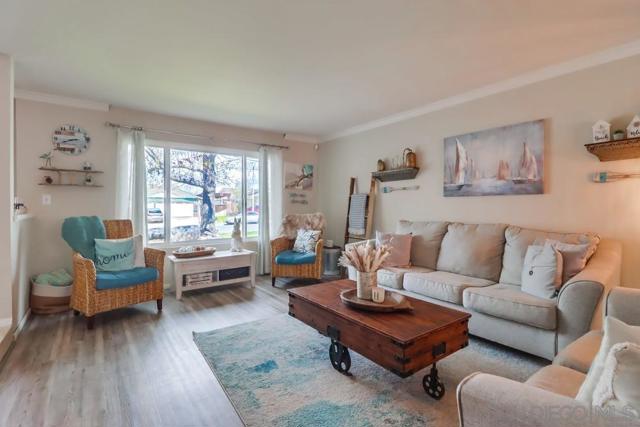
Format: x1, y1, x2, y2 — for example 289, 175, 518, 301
396, 220, 449, 269
525, 365, 586, 398
500, 225, 600, 286
553, 330, 603, 374
377, 266, 433, 290
403, 271, 494, 304
463, 284, 557, 330
275, 250, 317, 265
96, 267, 159, 290
436, 223, 507, 282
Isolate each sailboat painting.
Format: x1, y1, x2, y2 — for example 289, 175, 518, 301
444, 120, 544, 197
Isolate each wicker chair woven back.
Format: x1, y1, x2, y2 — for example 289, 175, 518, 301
104, 220, 133, 239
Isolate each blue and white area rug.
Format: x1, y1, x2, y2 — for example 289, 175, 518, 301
193, 315, 545, 427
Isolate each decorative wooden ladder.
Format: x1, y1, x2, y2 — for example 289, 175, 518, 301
343, 177, 376, 244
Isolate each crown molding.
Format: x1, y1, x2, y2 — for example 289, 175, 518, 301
284, 132, 320, 144
14, 89, 110, 112
322, 39, 640, 142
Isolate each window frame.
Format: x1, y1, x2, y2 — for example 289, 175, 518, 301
145, 139, 260, 248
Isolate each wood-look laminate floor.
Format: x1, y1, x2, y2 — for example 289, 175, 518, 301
0, 276, 306, 427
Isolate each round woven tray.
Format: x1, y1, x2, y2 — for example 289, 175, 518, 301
340, 289, 413, 312
172, 247, 216, 258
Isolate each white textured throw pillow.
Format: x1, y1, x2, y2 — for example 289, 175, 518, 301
520, 243, 563, 299
592, 342, 640, 417
132, 234, 145, 267
576, 317, 640, 405
292, 229, 321, 253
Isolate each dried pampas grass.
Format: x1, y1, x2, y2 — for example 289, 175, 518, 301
339, 243, 390, 272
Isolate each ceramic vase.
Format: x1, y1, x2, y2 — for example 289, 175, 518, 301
356, 271, 376, 300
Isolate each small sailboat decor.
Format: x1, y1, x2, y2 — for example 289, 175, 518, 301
443, 120, 544, 197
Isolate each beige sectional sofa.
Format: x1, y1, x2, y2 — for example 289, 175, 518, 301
456, 287, 640, 427
346, 220, 622, 359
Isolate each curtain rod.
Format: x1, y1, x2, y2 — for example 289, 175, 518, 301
104, 121, 289, 150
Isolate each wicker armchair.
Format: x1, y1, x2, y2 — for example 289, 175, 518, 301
271, 213, 325, 286
70, 220, 165, 329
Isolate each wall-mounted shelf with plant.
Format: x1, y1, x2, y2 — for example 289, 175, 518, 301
373, 148, 419, 182
585, 137, 640, 162
372, 167, 420, 182
39, 167, 104, 187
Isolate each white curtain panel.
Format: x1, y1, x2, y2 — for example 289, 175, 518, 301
257, 147, 284, 275
115, 128, 147, 238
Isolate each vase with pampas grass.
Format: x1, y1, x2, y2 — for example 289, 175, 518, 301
339, 243, 390, 300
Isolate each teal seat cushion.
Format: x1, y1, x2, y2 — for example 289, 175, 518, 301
275, 250, 317, 265
96, 267, 159, 290
61, 216, 106, 261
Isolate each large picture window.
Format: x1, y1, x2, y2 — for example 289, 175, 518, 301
145, 143, 259, 244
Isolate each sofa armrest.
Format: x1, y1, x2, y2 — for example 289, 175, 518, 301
606, 287, 640, 326
457, 372, 634, 427
556, 239, 621, 351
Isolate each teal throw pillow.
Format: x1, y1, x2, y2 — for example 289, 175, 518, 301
94, 237, 135, 272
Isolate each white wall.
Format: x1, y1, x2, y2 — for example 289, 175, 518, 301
0, 54, 13, 326
14, 100, 318, 282
319, 55, 640, 287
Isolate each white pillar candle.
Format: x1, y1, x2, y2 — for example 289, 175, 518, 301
371, 286, 385, 303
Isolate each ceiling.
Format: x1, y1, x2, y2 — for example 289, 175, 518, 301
2, 1, 640, 140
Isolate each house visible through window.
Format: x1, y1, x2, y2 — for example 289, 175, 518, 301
145, 142, 259, 244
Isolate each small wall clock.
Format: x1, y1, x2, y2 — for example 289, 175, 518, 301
52, 124, 90, 155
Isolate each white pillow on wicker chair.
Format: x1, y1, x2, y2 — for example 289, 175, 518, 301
292, 229, 321, 253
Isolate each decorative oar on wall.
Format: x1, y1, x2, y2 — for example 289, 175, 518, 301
382, 185, 420, 193
593, 171, 640, 183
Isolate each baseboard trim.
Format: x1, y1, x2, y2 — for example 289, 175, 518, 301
0, 309, 31, 372
13, 309, 31, 340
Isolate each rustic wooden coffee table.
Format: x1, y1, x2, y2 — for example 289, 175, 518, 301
288, 279, 471, 399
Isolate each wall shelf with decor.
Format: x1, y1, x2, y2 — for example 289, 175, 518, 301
38, 167, 104, 187
585, 137, 640, 162
38, 183, 104, 188
372, 167, 419, 182
39, 167, 104, 174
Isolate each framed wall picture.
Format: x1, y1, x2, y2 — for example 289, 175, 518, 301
444, 120, 544, 197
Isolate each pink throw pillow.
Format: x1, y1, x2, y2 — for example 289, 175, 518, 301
376, 231, 412, 267
544, 239, 592, 283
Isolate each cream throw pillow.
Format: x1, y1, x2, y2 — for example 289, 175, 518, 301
592, 342, 640, 417
520, 243, 563, 299
375, 231, 412, 267
576, 317, 640, 405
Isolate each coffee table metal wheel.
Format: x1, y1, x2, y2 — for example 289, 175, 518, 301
329, 340, 352, 376
423, 364, 445, 400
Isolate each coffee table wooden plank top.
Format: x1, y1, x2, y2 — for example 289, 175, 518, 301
288, 279, 470, 344
288, 279, 471, 400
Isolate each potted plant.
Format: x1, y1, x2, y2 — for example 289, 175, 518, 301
339, 243, 390, 300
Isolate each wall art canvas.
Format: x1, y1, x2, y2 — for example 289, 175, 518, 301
284, 163, 313, 190
444, 120, 544, 197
